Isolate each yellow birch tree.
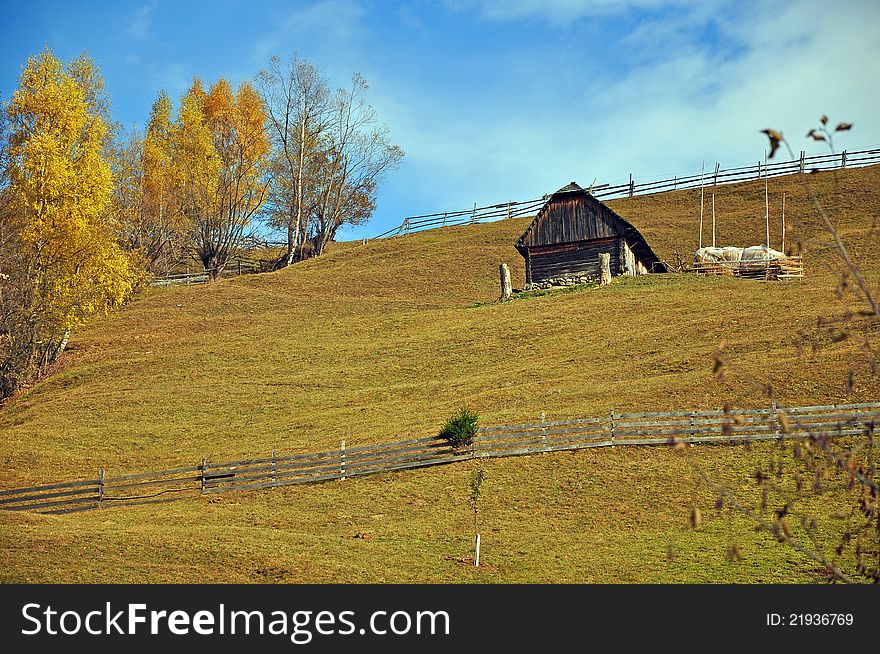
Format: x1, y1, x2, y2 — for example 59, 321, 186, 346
0, 49, 136, 398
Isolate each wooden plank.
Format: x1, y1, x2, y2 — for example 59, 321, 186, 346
612, 424, 771, 438
475, 425, 607, 443
204, 471, 347, 494
344, 435, 440, 455
0, 478, 99, 497
343, 453, 474, 478
0, 486, 99, 506
104, 464, 202, 483
103, 475, 203, 492
202, 456, 276, 470
479, 416, 605, 433
206, 455, 337, 479
205, 460, 344, 487
345, 448, 455, 471
344, 440, 444, 461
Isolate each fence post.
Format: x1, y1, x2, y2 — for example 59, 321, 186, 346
689, 412, 695, 443
200, 457, 207, 495
98, 467, 105, 509
404, 218, 410, 235
340, 440, 346, 480
238, 259, 242, 276
541, 412, 547, 452
499, 263, 512, 302
471, 202, 477, 224
713, 162, 720, 186
799, 150, 805, 173
628, 173, 634, 197
272, 449, 277, 488
610, 407, 616, 447
841, 150, 847, 169
771, 399, 779, 438
507, 202, 512, 220
442, 212, 448, 227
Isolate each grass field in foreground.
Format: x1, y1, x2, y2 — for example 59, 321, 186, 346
0, 165, 878, 582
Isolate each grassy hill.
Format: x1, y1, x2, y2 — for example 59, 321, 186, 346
1, 165, 878, 583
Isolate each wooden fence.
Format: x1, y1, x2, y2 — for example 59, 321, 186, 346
2, 401, 877, 516
691, 256, 804, 280
372, 146, 880, 239
152, 256, 275, 287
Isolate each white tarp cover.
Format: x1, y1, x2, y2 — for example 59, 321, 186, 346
694, 245, 786, 263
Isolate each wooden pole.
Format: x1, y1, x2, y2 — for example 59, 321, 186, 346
474, 533, 481, 567
471, 202, 477, 224
711, 193, 716, 248
610, 407, 616, 447
499, 263, 512, 302
272, 449, 277, 488
98, 467, 105, 509
698, 160, 705, 249
781, 192, 786, 253
541, 411, 547, 452
599, 253, 611, 286
628, 173, 634, 197
340, 440, 346, 481
764, 151, 770, 249
200, 457, 207, 495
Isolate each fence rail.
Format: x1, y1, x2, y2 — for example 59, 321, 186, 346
152, 256, 276, 287
2, 401, 877, 515
373, 146, 880, 239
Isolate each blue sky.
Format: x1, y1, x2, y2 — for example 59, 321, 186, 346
2, 0, 879, 239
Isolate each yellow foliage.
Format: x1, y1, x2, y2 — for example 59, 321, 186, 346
6, 49, 136, 333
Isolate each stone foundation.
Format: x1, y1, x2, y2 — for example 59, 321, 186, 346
523, 274, 600, 291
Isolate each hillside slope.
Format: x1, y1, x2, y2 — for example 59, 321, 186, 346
1, 165, 878, 583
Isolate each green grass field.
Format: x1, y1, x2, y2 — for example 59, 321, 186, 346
1, 165, 878, 583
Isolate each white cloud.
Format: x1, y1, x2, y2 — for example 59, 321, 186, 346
450, 0, 708, 25
365, 0, 880, 230
126, 4, 156, 41
250, 0, 368, 77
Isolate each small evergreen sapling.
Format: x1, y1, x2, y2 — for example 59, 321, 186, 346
439, 407, 479, 448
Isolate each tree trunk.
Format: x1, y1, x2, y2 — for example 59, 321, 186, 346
286, 220, 296, 266
50, 330, 71, 363
600, 253, 612, 287
499, 263, 512, 302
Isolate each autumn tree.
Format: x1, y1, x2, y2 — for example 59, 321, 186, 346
0, 50, 137, 399
310, 74, 403, 256
177, 78, 269, 280
258, 60, 403, 259
258, 55, 330, 265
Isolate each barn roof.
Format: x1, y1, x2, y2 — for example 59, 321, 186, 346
515, 182, 667, 270
555, 181, 583, 194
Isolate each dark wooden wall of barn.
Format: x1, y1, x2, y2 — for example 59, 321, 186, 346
526, 237, 622, 283
519, 194, 626, 248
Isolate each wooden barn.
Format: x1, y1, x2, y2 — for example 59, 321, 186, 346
515, 182, 666, 286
